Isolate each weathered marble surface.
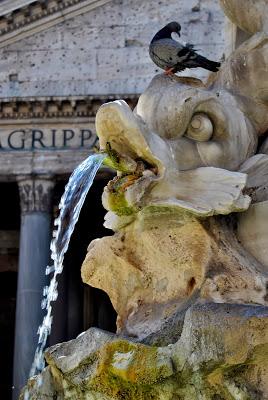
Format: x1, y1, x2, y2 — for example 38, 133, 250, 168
238, 201, 268, 268
22, 303, 268, 400
82, 38, 268, 335
219, 0, 268, 34
82, 213, 268, 339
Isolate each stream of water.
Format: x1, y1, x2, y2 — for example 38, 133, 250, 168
26, 153, 105, 391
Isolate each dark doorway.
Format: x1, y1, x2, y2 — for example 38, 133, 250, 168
0, 183, 20, 230
0, 272, 17, 399
0, 182, 20, 400
49, 173, 117, 346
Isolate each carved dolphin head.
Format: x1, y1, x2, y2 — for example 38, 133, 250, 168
136, 75, 257, 171
96, 31, 268, 229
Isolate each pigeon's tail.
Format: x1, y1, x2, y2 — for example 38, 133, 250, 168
195, 54, 221, 72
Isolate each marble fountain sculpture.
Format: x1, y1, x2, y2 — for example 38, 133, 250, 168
23, 1, 268, 399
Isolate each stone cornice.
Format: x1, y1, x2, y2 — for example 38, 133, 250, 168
0, 1, 37, 16
0, 94, 139, 119
0, 0, 113, 49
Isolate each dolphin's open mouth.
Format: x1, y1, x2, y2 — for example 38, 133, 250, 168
95, 100, 166, 215
101, 141, 159, 215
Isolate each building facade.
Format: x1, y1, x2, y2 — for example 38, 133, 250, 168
0, 0, 226, 398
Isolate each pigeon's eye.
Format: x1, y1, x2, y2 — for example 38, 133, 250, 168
185, 113, 213, 142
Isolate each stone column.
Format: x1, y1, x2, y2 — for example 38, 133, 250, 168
12, 176, 54, 400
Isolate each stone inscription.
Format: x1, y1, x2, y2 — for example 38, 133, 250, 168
0, 123, 98, 151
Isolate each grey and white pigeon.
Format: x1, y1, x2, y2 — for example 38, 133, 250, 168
149, 21, 220, 74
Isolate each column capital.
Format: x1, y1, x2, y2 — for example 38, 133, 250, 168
17, 175, 55, 214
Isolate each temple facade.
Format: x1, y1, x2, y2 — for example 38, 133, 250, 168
0, 0, 226, 399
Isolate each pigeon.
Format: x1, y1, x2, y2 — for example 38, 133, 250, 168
149, 21, 220, 74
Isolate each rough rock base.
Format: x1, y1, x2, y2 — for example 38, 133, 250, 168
22, 303, 268, 400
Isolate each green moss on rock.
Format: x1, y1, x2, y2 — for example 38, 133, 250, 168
89, 340, 174, 399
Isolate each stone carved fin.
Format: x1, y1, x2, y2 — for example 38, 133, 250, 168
149, 167, 250, 216
239, 154, 268, 203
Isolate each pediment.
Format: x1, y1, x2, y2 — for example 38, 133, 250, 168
0, 0, 113, 48
0, 1, 37, 16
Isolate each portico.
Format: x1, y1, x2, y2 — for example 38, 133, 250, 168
0, 95, 129, 399
4, 98, 96, 398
